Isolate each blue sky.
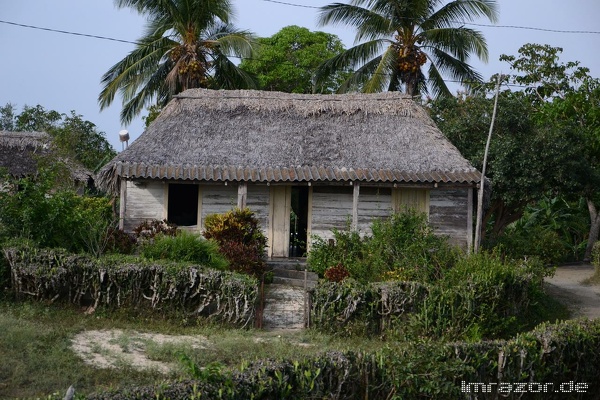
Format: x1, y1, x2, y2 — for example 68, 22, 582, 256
1, 0, 598, 151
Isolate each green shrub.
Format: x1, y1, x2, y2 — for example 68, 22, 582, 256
140, 230, 228, 270
413, 252, 550, 340
593, 241, 600, 268
0, 170, 115, 255
132, 219, 178, 242
308, 210, 458, 283
204, 208, 267, 277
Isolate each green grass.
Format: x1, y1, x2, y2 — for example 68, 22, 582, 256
0, 299, 384, 399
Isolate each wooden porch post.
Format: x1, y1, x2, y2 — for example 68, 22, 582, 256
352, 182, 360, 231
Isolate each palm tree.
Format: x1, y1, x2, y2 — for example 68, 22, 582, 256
99, 0, 257, 124
316, 0, 498, 96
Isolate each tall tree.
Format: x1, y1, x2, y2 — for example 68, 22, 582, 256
239, 25, 348, 94
501, 44, 600, 260
99, 0, 257, 124
429, 88, 585, 241
316, 0, 498, 96
1, 104, 116, 172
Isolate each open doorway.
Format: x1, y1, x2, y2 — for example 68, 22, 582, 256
290, 186, 309, 257
168, 183, 198, 226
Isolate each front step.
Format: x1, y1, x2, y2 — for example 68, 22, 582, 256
266, 259, 319, 288
262, 284, 307, 330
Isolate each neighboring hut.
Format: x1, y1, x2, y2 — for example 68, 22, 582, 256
98, 89, 481, 256
0, 131, 93, 190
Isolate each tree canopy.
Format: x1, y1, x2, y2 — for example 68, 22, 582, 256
239, 25, 348, 94
316, 0, 498, 96
99, 0, 257, 124
1, 104, 116, 172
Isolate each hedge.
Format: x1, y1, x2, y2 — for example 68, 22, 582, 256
2, 245, 258, 327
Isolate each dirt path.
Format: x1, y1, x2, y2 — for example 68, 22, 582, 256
544, 263, 600, 319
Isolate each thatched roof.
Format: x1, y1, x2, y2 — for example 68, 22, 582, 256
98, 89, 480, 194
0, 130, 92, 182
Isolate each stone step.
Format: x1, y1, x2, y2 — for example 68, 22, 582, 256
272, 276, 318, 289
271, 268, 318, 281
266, 258, 307, 270
262, 284, 307, 330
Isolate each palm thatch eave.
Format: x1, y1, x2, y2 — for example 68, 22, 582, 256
97, 89, 480, 194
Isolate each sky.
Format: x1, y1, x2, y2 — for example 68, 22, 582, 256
1, 0, 599, 151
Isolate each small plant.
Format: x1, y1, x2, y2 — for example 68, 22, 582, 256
204, 208, 267, 277
133, 219, 178, 242
324, 263, 349, 282
140, 230, 228, 269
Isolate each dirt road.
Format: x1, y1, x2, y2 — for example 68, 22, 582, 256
544, 264, 600, 319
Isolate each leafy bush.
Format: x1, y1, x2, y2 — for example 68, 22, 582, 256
311, 252, 552, 341
140, 230, 228, 270
324, 263, 350, 282
308, 210, 458, 283
0, 170, 115, 255
204, 208, 267, 277
132, 219, 178, 242
103, 227, 136, 255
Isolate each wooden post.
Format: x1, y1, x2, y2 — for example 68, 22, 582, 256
237, 182, 247, 209
352, 182, 360, 231
119, 179, 127, 230
467, 188, 474, 253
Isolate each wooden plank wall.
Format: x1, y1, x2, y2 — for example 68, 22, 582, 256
429, 188, 469, 248
357, 187, 393, 235
200, 185, 237, 227
247, 185, 270, 240
310, 186, 353, 241
123, 181, 165, 231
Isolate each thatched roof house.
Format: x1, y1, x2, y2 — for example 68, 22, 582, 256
0, 131, 93, 186
99, 89, 480, 255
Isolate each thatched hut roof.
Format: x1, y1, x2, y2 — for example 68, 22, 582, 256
98, 89, 480, 194
0, 130, 92, 182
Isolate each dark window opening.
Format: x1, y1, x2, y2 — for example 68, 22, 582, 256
290, 186, 309, 257
168, 184, 198, 226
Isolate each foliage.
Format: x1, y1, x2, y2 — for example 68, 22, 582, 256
239, 25, 348, 93
323, 263, 349, 282
499, 43, 600, 261
132, 219, 178, 242
3, 244, 258, 327
1, 103, 116, 172
99, 0, 256, 124
429, 89, 586, 240
413, 253, 550, 340
103, 227, 136, 255
311, 252, 551, 341
203, 208, 267, 277
140, 230, 228, 270
307, 210, 458, 283
0, 169, 116, 255
315, 0, 498, 96
493, 196, 589, 264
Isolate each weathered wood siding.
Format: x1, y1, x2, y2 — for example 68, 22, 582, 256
123, 181, 165, 231
200, 185, 237, 227
247, 185, 270, 239
310, 186, 353, 241
357, 187, 393, 235
393, 188, 430, 215
429, 188, 470, 248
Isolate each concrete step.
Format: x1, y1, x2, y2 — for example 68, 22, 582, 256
266, 258, 307, 270
271, 268, 318, 281
262, 284, 306, 330
272, 276, 318, 289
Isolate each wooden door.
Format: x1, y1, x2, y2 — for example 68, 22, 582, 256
269, 186, 291, 257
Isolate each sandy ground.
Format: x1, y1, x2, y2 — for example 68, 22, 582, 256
544, 263, 600, 319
